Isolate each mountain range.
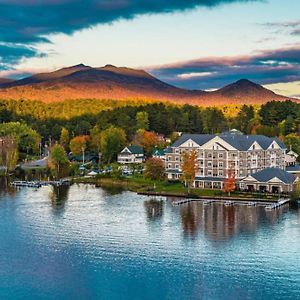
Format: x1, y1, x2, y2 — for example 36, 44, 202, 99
0, 64, 295, 105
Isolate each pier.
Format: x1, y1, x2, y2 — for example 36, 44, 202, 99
265, 198, 290, 210
170, 197, 290, 208
10, 179, 71, 188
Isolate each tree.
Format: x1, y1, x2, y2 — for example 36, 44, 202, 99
49, 144, 69, 179
181, 150, 198, 194
232, 105, 255, 133
136, 130, 159, 156
224, 164, 236, 196
136, 111, 149, 131
90, 125, 101, 154
60, 127, 70, 150
144, 157, 165, 181
0, 122, 41, 154
101, 126, 126, 163
69, 135, 89, 156
284, 134, 300, 160
0, 137, 18, 173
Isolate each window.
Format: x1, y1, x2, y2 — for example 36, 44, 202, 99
208, 152, 212, 158
207, 170, 212, 176
207, 161, 212, 167
219, 153, 223, 159
218, 171, 223, 176
219, 162, 223, 167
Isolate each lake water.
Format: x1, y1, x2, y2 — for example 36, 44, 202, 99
0, 179, 300, 300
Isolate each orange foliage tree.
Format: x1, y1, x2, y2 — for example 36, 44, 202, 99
181, 150, 198, 194
224, 164, 236, 196
69, 135, 89, 156
136, 130, 159, 156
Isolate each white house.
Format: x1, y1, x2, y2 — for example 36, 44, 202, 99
118, 146, 144, 164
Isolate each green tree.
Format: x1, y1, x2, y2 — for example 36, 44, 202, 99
90, 125, 101, 154
60, 127, 70, 150
232, 105, 254, 133
0, 122, 41, 154
50, 144, 69, 179
101, 126, 126, 163
136, 111, 149, 131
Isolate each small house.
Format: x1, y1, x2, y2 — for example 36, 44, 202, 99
118, 146, 144, 164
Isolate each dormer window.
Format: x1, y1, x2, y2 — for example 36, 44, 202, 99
253, 145, 255, 150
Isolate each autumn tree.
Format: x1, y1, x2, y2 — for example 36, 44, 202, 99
69, 135, 89, 156
181, 150, 198, 194
224, 164, 236, 196
144, 157, 165, 181
135, 130, 159, 156
49, 144, 69, 179
60, 127, 70, 150
100, 126, 126, 163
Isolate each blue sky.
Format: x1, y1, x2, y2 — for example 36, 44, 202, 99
0, 0, 299, 96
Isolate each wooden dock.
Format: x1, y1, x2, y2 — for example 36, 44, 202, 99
171, 197, 290, 208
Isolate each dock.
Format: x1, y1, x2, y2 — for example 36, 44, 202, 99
10, 179, 71, 188
265, 198, 290, 210
170, 197, 290, 208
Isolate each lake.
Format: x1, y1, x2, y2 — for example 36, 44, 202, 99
0, 179, 299, 300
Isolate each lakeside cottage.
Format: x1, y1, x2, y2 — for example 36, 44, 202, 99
118, 146, 144, 164
166, 129, 299, 193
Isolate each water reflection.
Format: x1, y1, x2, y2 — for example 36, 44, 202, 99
144, 199, 164, 221
0, 176, 17, 197
49, 185, 70, 211
177, 201, 288, 242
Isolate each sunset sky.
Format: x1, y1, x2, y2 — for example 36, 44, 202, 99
0, 0, 299, 97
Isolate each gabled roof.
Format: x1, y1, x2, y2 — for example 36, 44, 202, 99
250, 168, 296, 184
172, 134, 215, 147
171, 133, 286, 151
126, 145, 144, 154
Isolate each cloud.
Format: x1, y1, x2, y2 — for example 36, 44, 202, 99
147, 45, 300, 90
0, 44, 38, 70
0, 0, 258, 70
262, 19, 300, 37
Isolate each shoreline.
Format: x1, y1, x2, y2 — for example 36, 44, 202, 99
72, 176, 288, 203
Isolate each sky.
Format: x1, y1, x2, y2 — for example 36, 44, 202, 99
0, 0, 299, 97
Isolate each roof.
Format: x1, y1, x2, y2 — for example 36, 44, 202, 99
286, 165, 300, 172
172, 132, 286, 151
126, 145, 144, 154
152, 149, 165, 156
250, 168, 296, 184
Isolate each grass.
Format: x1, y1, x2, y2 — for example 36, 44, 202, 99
72, 174, 281, 201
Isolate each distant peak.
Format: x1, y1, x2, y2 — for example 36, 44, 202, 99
234, 79, 259, 86
104, 64, 116, 68
69, 63, 89, 68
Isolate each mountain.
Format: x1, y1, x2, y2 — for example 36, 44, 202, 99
0, 65, 294, 105
0, 78, 14, 85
